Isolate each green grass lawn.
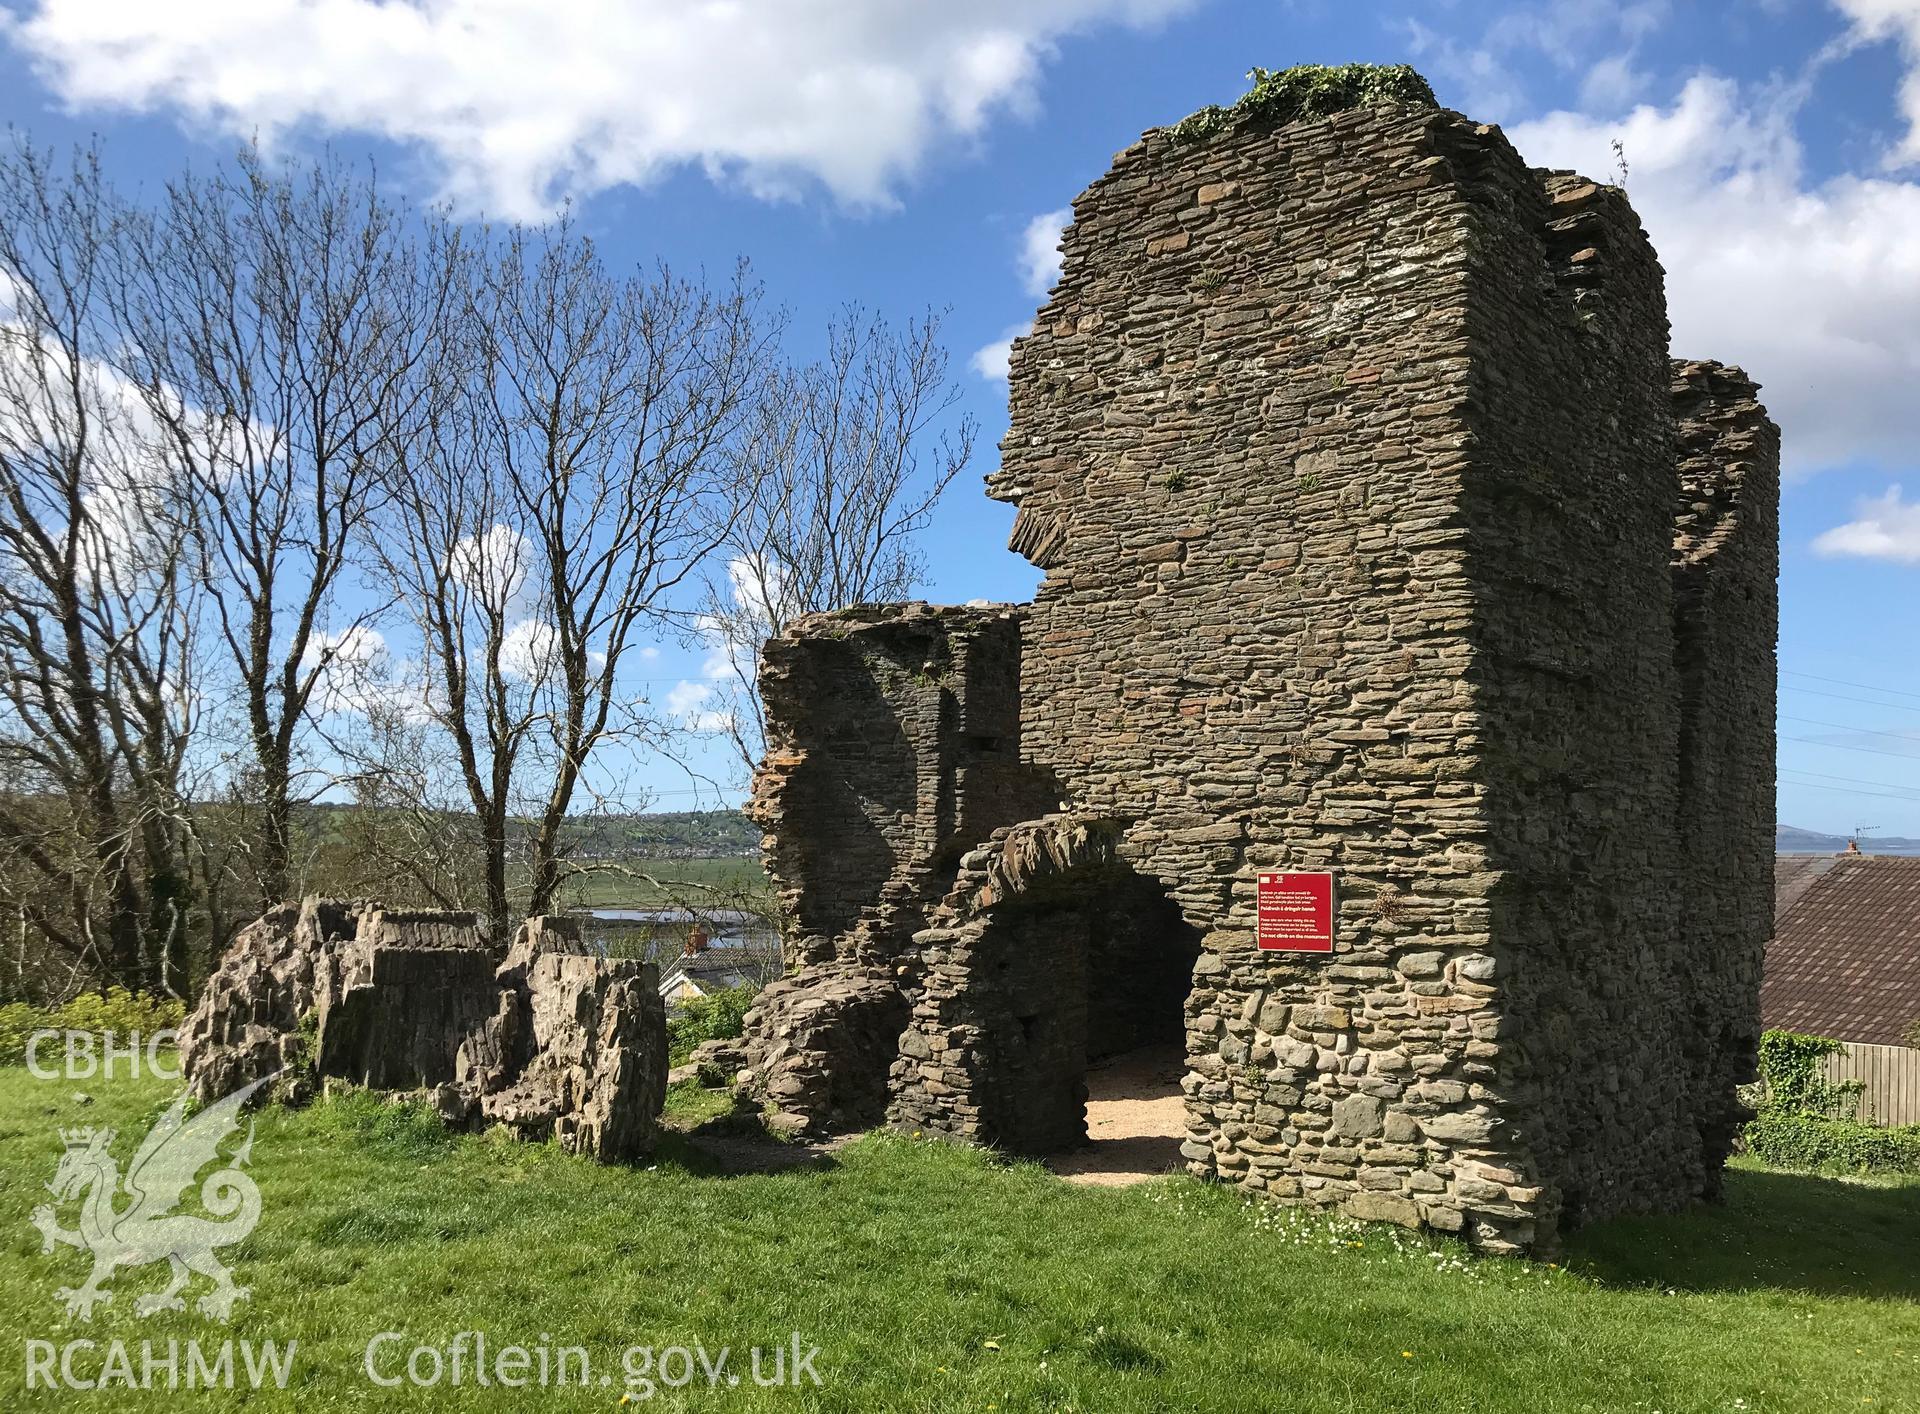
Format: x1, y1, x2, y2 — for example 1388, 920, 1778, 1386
2, 1068, 1916, 1411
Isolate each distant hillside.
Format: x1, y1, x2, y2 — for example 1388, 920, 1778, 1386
300, 803, 759, 857
1777, 824, 1920, 856
566, 809, 759, 857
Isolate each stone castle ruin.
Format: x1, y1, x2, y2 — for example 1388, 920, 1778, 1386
735, 67, 1780, 1253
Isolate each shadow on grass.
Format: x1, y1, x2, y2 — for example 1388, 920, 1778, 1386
1567, 1164, 1920, 1302
652, 1097, 846, 1180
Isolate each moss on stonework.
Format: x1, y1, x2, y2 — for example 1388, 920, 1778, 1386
1171, 64, 1438, 143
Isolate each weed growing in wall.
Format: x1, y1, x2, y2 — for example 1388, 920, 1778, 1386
1171, 63, 1438, 144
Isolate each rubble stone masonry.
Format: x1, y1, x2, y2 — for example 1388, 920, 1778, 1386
738, 81, 1778, 1253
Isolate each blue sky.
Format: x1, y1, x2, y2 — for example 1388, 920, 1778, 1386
3, 0, 1917, 835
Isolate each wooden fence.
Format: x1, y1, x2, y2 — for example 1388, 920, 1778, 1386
1822, 1041, 1920, 1126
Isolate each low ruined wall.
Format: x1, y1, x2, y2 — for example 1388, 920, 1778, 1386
182, 903, 668, 1162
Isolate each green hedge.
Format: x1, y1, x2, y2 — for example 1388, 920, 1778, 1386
1744, 1027, 1920, 1176
0, 987, 187, 1066
1746, 1109, 1920, 1173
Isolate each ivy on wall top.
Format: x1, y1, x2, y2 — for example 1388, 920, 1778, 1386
1171, 64, 1439, 145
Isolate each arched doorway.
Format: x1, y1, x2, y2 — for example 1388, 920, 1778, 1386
886, 818, 1201, 1170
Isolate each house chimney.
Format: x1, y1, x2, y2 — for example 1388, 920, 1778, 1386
684, 924, 710, 956
1845, 838, 1861, 854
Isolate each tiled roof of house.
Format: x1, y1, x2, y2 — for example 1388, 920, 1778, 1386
1762, 854, 1920, 1047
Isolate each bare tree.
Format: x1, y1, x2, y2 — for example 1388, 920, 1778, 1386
698, 305, 974, 772
365, 226, 771, 938
115, 149, 456, 914
0, 141, 201, 995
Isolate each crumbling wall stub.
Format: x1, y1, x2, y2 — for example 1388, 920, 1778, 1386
180, 896, 376, 1104
747, 604, 1051, 972
1670, 359, 1781, 1194
738, 604, 1054, 1132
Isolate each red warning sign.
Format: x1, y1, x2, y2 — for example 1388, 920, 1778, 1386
1257, 872, 1336, 952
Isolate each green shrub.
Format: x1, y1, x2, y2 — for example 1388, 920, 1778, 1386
1744, 1027, 1919, 1175
667, 984, 757, 1068
0, 987, 186, 1066
1172, 64, 1438, 144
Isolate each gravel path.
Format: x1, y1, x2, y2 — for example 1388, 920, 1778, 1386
1047, 1043, 1188, 1187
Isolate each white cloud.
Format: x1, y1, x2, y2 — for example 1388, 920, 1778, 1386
446, 523, 530, 612
1813, 485, 1920, 561
1401, 1, 1671, 122
0, 320, 204, 585
724, 553, 784, 628
664, 678, 731, 734
499, 618, 557, 683
968, 208, 1068, 379
970, 329, 1018, 381
300, 624, 389, 715
1019, 206, 1073, 297
499, 618, 610, 682
1579, 52, 1649, 111
1509, 72, 1920, 478
1832, 0, 1920, 164
305, 623, 386, 669
2, 1, 1194, 219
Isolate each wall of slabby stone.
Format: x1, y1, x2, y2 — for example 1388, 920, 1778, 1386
990, 105, 1549, 1248
987, 104, 1776, 1251
1669, 359, 1781, 1196
742, 95, 1777, 1254
887, 815, 1199, 1152
748, 604, 1051, 971
740, 604, 1058, 1129
1448, 153, 1688, 1232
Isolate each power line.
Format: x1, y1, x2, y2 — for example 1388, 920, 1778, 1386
1780, 766, 1920, 796
1782, 734, 1920, 763
1780, 775, 1920, 805
1781, 684, 1920, 717
1779, 781, 1920, 806
1780, 714, 1920, 746
1782, 669, 1920, 704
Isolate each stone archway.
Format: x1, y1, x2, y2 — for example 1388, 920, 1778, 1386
886, 816, 1200, 1159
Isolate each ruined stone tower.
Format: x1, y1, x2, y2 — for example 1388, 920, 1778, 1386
738, 67, 1779, 1254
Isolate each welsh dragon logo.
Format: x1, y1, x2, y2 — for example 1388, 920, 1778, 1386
30, 1075, 271, 1322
